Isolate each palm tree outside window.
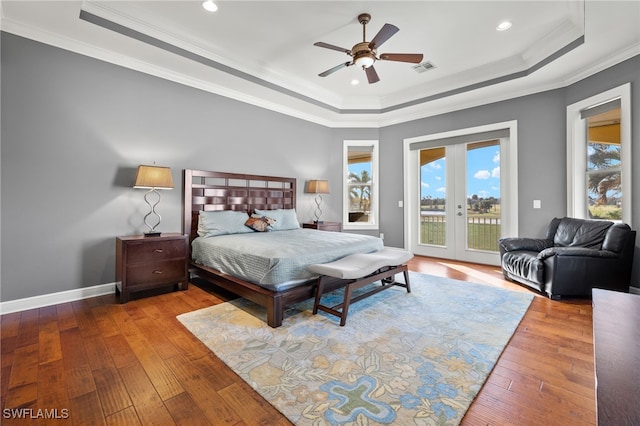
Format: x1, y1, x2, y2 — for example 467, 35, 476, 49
343, 140, 379, 230
585, 107, 622, 220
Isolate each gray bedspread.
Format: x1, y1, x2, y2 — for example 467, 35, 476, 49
191, 228, 384, 291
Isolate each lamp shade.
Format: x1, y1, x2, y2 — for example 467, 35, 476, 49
133, 165, 174, 189
306, 180, 330, 194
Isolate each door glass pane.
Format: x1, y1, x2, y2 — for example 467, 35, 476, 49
466, 141, 501, 252
586, 108, 622, 220
419, 147, 446, 246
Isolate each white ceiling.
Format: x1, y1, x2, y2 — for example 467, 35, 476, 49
2, 1, 639, 127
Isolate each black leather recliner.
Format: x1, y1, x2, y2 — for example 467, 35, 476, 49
499, 217, 636, 299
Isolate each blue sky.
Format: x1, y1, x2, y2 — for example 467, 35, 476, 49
348, 162, 371, 179
347, 145, 501, 200
421, 146, 501, 199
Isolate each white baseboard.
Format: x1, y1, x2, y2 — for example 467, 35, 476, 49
0, 283, 116, 315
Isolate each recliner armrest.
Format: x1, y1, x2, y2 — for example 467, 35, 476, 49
499, 237, 553, 253
537, 246, 618, 260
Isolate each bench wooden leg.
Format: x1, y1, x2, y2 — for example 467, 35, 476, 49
312, 264, 411, 326
340, 283, 354, 326
404, 269, 411, 293
312, 276, 325, 315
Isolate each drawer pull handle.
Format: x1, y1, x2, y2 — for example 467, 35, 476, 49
153, 249, 164, 253
153, 270, 163, 274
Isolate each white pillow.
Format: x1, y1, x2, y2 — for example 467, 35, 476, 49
197, 210, 252, 237
254, 208, 300, 231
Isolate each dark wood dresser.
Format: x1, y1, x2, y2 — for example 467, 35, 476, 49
592, 288, 640, 426
115, 233, 189, 303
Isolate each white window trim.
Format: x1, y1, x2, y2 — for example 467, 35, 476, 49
566, 83, 632, 225
343, 140, 379, 231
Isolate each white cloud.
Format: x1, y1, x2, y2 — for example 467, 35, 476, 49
436, 187, 446, 193
492, 166, 500, 178
493, 151, 500, 163
474, 170, 491, 179
430, 162, 442, 170
421, 181, 429, 188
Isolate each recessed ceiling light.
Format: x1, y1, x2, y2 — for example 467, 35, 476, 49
351, 79, 359, 86
202, 0, 218, 12
496, 21, 512, 31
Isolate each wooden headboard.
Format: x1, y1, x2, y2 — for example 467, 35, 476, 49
182, 169, 297, 244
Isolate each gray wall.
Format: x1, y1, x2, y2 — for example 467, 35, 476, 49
375, 54, 639, 286
1, 33, 335, 301
2, 32, 638, 302
378, 89, 568, 247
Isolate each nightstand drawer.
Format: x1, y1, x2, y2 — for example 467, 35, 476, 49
126, 239, 186, 264
126, 259, 187, 287
303, 222, 342, 232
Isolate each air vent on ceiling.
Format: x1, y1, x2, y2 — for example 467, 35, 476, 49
412, 61, 436, 73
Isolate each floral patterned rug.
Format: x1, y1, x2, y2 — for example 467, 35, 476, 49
177, 272, 533, 425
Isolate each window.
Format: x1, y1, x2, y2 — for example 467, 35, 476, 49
585, 104, 622, 219
343, 140, 379, 230
567, 83, 632, 224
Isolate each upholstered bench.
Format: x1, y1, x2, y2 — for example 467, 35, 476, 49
308, 247, 414, 326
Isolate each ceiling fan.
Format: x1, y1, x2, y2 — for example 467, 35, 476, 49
314, 13, 424, 84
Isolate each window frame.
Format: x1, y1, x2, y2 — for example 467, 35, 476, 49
343, 140, 379, 231
566, 83, 632, 225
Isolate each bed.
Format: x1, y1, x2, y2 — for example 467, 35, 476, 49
182, 169, 384, 327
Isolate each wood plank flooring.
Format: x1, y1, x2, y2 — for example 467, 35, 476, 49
1, 256, 595, 425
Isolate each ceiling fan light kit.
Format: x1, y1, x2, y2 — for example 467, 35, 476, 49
314, 13, 423, 84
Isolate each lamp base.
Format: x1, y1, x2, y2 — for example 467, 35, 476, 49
143, 231, 162, 237
314, 220, 324, 224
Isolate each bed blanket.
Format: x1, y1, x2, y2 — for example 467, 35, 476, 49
191, 229, 384, 291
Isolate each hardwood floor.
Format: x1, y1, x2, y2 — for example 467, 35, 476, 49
1, 256, 595, 425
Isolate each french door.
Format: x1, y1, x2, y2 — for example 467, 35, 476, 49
403, 122, 518, 266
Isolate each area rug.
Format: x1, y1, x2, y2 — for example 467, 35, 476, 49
177, 272, 533, 425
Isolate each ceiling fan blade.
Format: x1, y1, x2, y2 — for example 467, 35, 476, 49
368, 23, 399, 50
379, 53, 424, 63
318, 62, 351, 77
314, 42, 351, 55
365, 66, 380, 84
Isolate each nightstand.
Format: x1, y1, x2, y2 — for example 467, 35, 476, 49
115, 233, 189, 303
303, 221, 342, 232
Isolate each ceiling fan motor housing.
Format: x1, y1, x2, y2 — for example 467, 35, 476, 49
352, 42, 376, 68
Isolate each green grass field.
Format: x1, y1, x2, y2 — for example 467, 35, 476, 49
419, 217, 501, 251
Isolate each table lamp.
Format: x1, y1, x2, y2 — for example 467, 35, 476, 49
306, 180, 330, 223
133, 165, 174, 237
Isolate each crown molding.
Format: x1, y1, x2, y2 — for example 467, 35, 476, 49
562, 43, 640, 86
2, 9, 638, 129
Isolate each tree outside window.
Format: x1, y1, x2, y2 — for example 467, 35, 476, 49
586, 108, 622, 220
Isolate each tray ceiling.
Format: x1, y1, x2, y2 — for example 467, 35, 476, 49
2, 1, 639, 127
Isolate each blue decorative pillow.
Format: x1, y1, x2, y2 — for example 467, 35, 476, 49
197, 210, 253, 237
254, 208, 300, 231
